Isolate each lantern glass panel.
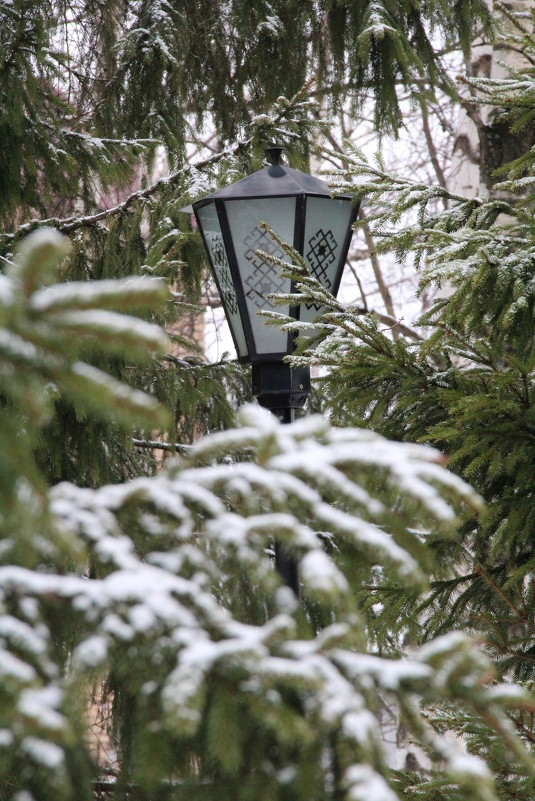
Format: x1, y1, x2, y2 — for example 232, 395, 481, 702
300, 197, 354, 325
196, 202, 248, 359
224, 197, 295, 356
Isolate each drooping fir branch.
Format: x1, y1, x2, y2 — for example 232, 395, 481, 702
0, 86, 321, 247
0, 86, 316, 484
325, 149, 517, 253
317, 148, 535, 350
255, 221, 424, 348
453, 2, 535, 181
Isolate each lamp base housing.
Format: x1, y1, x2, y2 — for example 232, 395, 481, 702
252, 362, 310, 409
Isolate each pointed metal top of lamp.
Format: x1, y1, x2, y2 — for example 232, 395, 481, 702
264, 145, 285, 166
179, 145, 352, 213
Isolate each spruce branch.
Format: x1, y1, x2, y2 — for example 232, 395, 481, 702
0, 85, 318, 244
495, 1, 533, 37
256, 221, 424, 345
474, 566, 533, 633
132, 438, 191, 454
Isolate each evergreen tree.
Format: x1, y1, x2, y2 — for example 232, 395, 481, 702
0, 0, 494, 488
259, 6, 535, 795
3, 2, 531, 799
1, 229, 533, 801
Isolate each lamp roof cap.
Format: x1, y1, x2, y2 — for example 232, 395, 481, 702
189, 159, 351, 210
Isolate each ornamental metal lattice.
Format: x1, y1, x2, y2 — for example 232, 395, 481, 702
209, 233, 238, 315
243, 227, 287, 309
305, 228, 338, 311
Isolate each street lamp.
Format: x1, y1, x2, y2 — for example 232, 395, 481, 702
182, 146, 358, 591
184, 147, 357, 409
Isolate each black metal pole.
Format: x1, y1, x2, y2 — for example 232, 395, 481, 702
269, 405, 300, 599
253, 363, 309, 599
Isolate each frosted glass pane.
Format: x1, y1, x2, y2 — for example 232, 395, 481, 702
300, 197, 353, 325
197, 203, 248, 359
225, 198, 295, 356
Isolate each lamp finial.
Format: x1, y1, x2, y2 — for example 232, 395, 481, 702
265, 145, 284, 166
